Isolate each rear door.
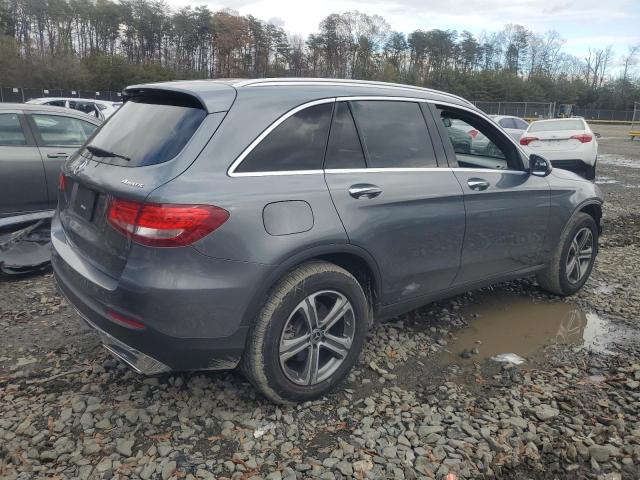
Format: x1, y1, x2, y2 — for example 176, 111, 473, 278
324, 99, 465, 306
433, 104, 550, 284
26, 112, 99, 209
0, 110, 48, 216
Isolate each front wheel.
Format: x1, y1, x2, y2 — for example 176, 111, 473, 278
242, 261, 369, 404
537, 212, 598, 296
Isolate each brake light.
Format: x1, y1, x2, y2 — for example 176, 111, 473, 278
520, 136, 539, 146
58, 172, 66, 191
570, 133, 592, 143
107, 198, 229, 247
468, 129, 479, 139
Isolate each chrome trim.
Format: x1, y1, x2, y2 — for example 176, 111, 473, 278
228, 94, 530, 177
227, 98, 336, 177
325, 167, 445, 174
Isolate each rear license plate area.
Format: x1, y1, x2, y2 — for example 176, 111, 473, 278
74, 185, 97, 221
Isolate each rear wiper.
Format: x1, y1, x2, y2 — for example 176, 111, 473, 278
86, 145, 131, 162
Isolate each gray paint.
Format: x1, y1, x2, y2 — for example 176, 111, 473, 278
263, 201, 314, 236
51, 79, 603, 372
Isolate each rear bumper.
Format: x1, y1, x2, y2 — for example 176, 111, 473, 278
51, 215, 276, 372
550, 159, 596, 180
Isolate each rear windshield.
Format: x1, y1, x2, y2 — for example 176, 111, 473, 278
83, 96, 206, 167
528, 119, 584, 132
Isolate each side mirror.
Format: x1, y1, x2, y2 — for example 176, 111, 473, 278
529, 154, 552, 177
442, 117, 452, 128
594, 132, 601, 138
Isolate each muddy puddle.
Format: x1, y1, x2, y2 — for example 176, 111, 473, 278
445, 294, 631, 364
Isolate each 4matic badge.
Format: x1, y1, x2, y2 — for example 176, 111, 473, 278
121, 178, 144, 188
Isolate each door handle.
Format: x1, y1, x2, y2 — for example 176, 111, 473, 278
467, 178, 490, 191
348, 184, 382, 199
47, 153, 69, 159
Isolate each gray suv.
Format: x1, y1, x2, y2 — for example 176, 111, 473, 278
52, 79, 603, 403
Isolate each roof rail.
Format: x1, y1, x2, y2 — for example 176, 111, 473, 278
232, 78, 473, 106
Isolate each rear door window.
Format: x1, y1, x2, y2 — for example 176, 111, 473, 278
499, 118, 516, 129
324, 102, 366, 170
85, 96, 207, 167
32, 114, 96, 146
514, 118, 529, 130
236, 102, 333, 173
350, 101, 437, 168
0, 113, 27, 146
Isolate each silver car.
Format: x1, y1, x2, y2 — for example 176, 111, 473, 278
491, 115, 529, 140
51, 79, 603, 403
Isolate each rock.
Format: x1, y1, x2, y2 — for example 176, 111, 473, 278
335, 461, 353, 476
589, 445, 613, 463
534, 405, 559, 421
162, 460, 177, 480
116, 438, 134, 457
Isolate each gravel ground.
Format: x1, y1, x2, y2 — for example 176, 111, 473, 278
1, 124, 639, 480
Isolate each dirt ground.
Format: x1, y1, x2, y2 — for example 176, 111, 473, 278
1, 124, 639, 480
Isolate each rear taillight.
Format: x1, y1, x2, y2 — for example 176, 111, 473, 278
570, 133, 593, 143
520, 136, 539, 146
107, 198, 229, 247
468, 129, 479, 139
58, 172, 66, 191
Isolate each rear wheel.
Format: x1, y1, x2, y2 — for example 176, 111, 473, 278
242, 261, 369, 404
537, 212, 598, 296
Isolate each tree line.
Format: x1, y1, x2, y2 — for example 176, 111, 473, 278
0, 0, 639, 110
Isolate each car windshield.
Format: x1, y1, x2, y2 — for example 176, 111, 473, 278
84, 96, 206, 167
528, 120, 584, 132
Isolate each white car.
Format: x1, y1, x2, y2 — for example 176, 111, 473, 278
519, 118, 598, 180
26, 97, 120, 121
491, 115, 529, 140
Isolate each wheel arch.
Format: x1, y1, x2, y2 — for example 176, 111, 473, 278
240, 244, 382, 329
578, 201, 602, 233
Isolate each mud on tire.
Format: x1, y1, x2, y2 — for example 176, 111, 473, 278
537, 212, 598, 296
241, 261, 369, 404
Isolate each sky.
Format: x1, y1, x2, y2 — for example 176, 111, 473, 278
166, 0, 640, 65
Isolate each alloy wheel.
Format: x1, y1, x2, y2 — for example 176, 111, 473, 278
278, 290, 355, 386
566, 227, 594, 284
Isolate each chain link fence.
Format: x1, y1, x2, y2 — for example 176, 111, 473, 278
0, 87, 122, 103
573, 108, 636, 122
472, 101, 555, 119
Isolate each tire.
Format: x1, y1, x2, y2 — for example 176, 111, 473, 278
242, 261, 369, 404
537, 212, 598, 296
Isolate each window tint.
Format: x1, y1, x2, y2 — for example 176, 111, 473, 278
499, 118, 516, 129
350, 101, 436, 168
236, 103, 333, 173
440, 109, 522, 171
325, 102, 366, 170
46, 100, 66, 107
0, 113, 27, 146
32, 114, 96, 146
86, 96, 206, 167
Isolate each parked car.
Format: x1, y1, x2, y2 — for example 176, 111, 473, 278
26, 97, 120, 121
0, 103, 100, 273
491, 115, 529, 140
519, 117, 598, 180
52, 79, 603, 403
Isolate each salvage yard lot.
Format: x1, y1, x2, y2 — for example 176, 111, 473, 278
1, 124, 639, 480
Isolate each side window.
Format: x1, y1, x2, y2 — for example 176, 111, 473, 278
32, 114, 95, 146
499, 118, 516, 129
46, 100, 66, 107
236, 103, 333, 173
325, 102, 366, 170
0, 113, 27, 146
350, 101, 436, 168
439, 108, 523, 171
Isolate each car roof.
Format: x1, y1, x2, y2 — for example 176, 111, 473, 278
529, 117, 585, 124
124, 77, 476, 114
0, 102, 102, 122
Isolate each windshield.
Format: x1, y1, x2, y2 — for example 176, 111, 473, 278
84, 96, 206, 167
528, 119, 584, 132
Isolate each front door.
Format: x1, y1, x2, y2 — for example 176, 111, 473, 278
432, 104, 550, 285
325, 99, 466, 306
